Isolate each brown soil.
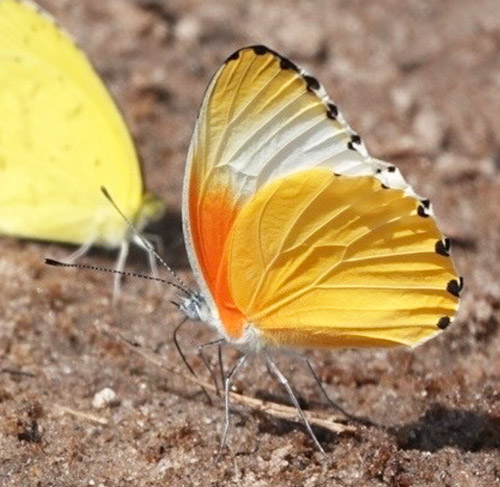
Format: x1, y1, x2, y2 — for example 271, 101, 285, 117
1, 0, 499, 485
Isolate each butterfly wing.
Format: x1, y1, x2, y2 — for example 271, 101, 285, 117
226, 168, 459, 348
183, 45, 461, 346
0, 0, 160, 248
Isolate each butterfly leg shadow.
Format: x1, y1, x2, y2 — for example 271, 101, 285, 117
197, 339, 225, 397
300, 355, 377, 428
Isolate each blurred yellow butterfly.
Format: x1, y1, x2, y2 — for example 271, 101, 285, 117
180, 45, 463, 455
0, 0, 164, 291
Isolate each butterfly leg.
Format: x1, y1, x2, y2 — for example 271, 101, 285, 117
172, 317, 213, 404
265, 355, 326, 456
66, 236, 95, 262
198, 338, 225, 396
302, 356, 375, 427
216, 354, 247, 463
218, 342, 225, 395
142, 232, 165, 260
132, 233, 162, 291
112, 239, 130, 301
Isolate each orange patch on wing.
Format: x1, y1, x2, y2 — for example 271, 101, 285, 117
189, 177, 245, 338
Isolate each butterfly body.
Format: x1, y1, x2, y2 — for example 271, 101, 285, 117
182, 45, 461, 353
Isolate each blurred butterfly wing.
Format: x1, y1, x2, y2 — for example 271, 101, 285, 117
0, 0, 147, 247
184, 45, 461, 345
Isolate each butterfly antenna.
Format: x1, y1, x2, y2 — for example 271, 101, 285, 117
44, 258, 188, 295
100, 186, 191, 294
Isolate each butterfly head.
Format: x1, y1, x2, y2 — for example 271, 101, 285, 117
179, 291, 211, 323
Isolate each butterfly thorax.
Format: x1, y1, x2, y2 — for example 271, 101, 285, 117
179, 292, 265, 352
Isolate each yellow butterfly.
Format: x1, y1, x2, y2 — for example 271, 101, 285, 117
180, 45, 462, 455
0, 0, 164, 290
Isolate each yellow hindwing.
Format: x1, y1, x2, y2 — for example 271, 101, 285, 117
226, 168, 460, 348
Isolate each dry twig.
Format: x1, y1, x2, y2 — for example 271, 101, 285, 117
97, 322, 356, 435
55, 404, 109, 425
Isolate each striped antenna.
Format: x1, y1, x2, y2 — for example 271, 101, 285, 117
44, 258, 189, 295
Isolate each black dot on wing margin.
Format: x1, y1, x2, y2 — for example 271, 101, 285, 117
447, 279, 462, 297
226, 50, 240, 62
417, 205, 429, 218
351, 134, 361, 145
279, 56, 299, 72
252, 45, 268, 55
326, 103, 338, 119
435, 240, 450, 257
304, 75, 320, 92
437, 316, 451, 330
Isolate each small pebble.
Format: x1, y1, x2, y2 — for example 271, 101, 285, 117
92, 387, 118, 409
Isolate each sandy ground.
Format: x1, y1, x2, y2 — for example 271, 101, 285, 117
1, 0, 500, 485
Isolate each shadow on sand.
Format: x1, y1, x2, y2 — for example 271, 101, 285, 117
395, 402, 500, 452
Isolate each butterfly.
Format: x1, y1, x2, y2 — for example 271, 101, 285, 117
0, 0, 164, 294
178, 45, 462, 455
